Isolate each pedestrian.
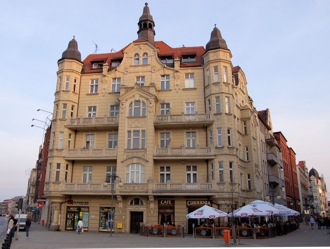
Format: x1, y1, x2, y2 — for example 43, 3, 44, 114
25, 216, 32, 238
77, 219, 83, 234
325, 217, 330, 234
7, 215, 16, 237
310, 216, 315, 230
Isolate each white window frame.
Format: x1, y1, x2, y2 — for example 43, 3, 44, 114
126, 164, 144, 183
227, 128, 232, 146
185, 73, 194, 88
134, 54, 140, 65
210, 163, 214, 181
142, 53, 148, 65
87, 106, 97, 118
90, 79, 99, 93
68, 133, 72, 149
108, 133, 118, 148
219, 161, 224, 182
58, 132, 64, 149
57, 76, 62, 92
214, 66, 219, 82
65, 76, 70, 90
85, 134, 94, 149
243, 121, 247, 134
106, 166, 117, 183
209, 130, 213, 145
127, 130, 146, 149
185, 102, 195, 114
160, 103, 170, 115
110, 105, 119, 117
55, 163, 61, 182
223, 66, 228, 82
186, 165, 197, 183
229, 162, 234, 183
62, 103, 67, 119
160, 75, 170, 90
160, 132, 170, 148
245, 146, 249, 161
70, 105, 75, 118
136, 76, 145, 86
247, 174, 251, 190
208, 99, 211, 112
112, 78, 121, 92
73, 78, 77, 92
129, 100, 146, 117
65, 164, 69, 183
225, 96, 230, 113
217, 128, 222, 147
83, 166, 93, 183
215, 96, 221, 113
206, 69, 210, 85
186, 131, 196, 148
160, 166, 171, 183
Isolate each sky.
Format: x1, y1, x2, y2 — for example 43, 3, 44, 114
0, 0, 329, 202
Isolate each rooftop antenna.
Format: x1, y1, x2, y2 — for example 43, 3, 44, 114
111, 48, 116, 52
92, 40, 98, 54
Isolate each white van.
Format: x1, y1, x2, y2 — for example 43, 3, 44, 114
14, 214, 27, 230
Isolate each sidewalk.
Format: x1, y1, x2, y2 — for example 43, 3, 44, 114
3, 222, 330, 248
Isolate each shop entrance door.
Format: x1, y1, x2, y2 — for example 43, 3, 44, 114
66, 212, 80, 231
188, 218, 199, 234
130, 212, 143, 233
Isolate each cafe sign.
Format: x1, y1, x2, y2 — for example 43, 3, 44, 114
186, 200, 211, 207
159, 200, 174, 207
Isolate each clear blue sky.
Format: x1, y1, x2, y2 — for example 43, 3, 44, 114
1, 0, 329, 202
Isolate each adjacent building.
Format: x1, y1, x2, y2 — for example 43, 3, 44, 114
44, 3, 264, 233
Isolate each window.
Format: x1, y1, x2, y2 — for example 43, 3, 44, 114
142, 53, 148, 64
48, 163, 52, 181
106, 166, 117, 183
229, 162, 234, 183
223, 66, 228, 82
73, 78, 77, 92
160, 75, 170, 90
111, 60, 121, 68
160, 166, 171, 183
85, 134, 94, 149
219, 161, 224, 182
65, 164, 69, 183
186, 165, 197, 183
134, 54, 140, 65
90, 79, 98, 93
227, 128, 232, 146
185, 73, 194, 88
245, 146, 249, 161
110, 105, 119, 116
57, 76, 62, 91
126, 164, 144, 183
129, 100, 146, 116
225, 97, 230, 113
214, 66, 219, 82
112, 78, 121, 92
186, 132, 196, 148
52, 132, 55, 149
65, 76, 70, 90
92, 62, 103, 69
217, 128, 222, 146
182, 55, 196, 63
62, 103, 67, 119
208, 99, 211, 112
160, 57, 174, 65
108, 133, 118, 148
127, 130, 146, 149
247, 174, 251, 190
55, 163, 61, 182
240, 173, 243, 189
209, 130, 213, 145
238, 143, 242, 159
160, 132, 170, 148
160, 103, 170, 115
243, 121, 247, 134
185, 102, 195, 114
206, 69, 210, 85
210, 163, 214, 181
68, 133, 72, 149
83, 166, 93, 183
136, 76, 145, 86
215, 97, 221, 113
70, 105, 75, 118
88, 106, 97, 118
55, 104, 58, 119
58, 132, 64, 149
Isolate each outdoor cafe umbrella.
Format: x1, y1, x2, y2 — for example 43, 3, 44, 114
249, 200, 287, 216
274, 203, 300, 216
229, 203, 270, 217
186, 205, 227, 219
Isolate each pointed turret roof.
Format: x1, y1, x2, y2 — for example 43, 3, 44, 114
59, 36, 81, 62
205, 25, 229, 52
139, 2, 154, 22
137, 3, 155, 44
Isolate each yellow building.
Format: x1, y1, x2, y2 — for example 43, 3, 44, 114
44, 3, 262, 233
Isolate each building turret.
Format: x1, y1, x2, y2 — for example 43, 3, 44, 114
137, 3, 155, 44
59, 36, 81, 62
205, 25, 229, 52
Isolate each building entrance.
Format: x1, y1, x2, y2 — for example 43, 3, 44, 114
130, 212, 143, 233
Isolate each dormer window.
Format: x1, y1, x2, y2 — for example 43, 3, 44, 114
91, 61, 104, 69
160, 56, 174, 67
111, 60, 121, 69
182, 55, 196, 63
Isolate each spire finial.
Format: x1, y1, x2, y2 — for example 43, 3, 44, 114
214, 24, 216, 28
145, 2, 148, 6
73, 35, 75, 39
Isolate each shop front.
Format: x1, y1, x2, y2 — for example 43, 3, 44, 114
65, 202, 89, 231
186, 200, 211, 234
158, 199, 175, 225
99, 207, 115, 232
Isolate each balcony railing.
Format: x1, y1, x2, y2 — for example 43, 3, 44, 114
154, 113, 213, 128
265, 134, 275, 147
65, 116, 119, 130
267, 153, 278, 166
154, 146, 215, 159
64, 148, 117, 160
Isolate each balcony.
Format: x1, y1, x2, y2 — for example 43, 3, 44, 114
65, 116, 119, 131
64, 148, 117, 160
154, 113, 213, 129
154, 145, 215, 160
265, 134, 275, 147
267, 153, 278, 166
269, 175, 284, 186
153, 182, 216, 195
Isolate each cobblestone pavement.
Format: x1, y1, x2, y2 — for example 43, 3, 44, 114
1, 222, 330, 248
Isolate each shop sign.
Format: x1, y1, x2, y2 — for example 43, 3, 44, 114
186, 200, 211, 207
72, 201, 89, 205
159, 200, 174, 206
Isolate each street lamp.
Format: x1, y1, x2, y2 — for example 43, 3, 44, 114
31, 124, 46, 131
266, 185, 281, 205
103, 174, 123, 237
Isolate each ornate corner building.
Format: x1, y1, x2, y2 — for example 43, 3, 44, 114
44, 3, 264, 233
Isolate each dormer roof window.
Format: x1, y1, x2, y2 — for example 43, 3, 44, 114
111, 60, 122, 69
182, 55, 196, 63
160, 56, 174, 67
91, 61, 104, 69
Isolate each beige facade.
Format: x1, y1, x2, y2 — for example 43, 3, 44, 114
44, 3, 263, 233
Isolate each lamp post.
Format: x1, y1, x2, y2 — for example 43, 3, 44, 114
104, 174, 122, 237
266, 185, 281, 205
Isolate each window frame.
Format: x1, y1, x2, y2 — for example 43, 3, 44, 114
160, 166, 171, 183
215, 96, 221, 113
214, 66, 219, 82
112, 78, 121, 93
227, 128, 232, 147
110, 105, 119, 117
160, 75, 170, 90
87, 106, 97, 118
129, 100, 146, 117
136, 76, 145, 86
142, 53, 148, 65
219, 161, 224, 182
134, 54, 140, 65
58, 132, 64, 149
185, 73, 195, 88
217, 128, 222, 147
185, 102, 196, 114
90, 79, 99, 93
186, 131, 196, 148
160, 132, 170, 148
65, 76, 70, 90
83, 166, 93, 183
126, 164, 145, 183
160, 103, 170, 115
127, 130, 146, 149
186, 165, 197, 183
108, 133, 118, 148
85, 134, 95, 149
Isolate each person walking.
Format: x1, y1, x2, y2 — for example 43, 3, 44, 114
7, 215, 16, 237
310, 216, 315, 230
325, 217, 330, 234
77, 219, 83, 234
25, 216, 32, 238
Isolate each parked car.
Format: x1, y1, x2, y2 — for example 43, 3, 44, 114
14, 214, 27, 231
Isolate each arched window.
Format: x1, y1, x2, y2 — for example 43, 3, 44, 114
129, 100, 146, 116
134, 54, 140, 65
130, 198, 144, 205
148, 23, 152, 29
143, 22, 147, 28
142, 53, 148, 65
126, 164, 145, 183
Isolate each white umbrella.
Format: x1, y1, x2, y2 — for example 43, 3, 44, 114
186, 205, 227, 219
249, 200, 286, 216
274, 203, 300, 216
229, 204, 270, 217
